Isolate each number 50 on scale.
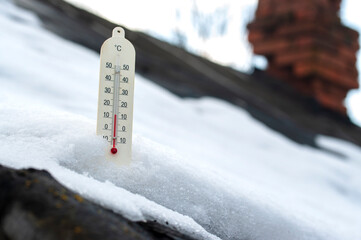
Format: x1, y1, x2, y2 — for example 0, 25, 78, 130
96, 27, 136, 164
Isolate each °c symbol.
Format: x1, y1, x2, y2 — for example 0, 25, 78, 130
114, 45, 121, 51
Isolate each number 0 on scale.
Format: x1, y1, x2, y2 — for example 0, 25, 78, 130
97, 27, 136, 163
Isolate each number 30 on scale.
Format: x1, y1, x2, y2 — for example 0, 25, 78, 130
96, 27, 136, 164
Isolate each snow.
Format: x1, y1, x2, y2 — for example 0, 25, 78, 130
1, 1, 361, 239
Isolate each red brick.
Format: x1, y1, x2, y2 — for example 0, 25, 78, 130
251, 39, 289, 55
293, 61, 359, 89
275, 50, 358, 78
247, 30, 265, 42
314, 89, 347, 113
275, 24, 358, 51
338, 45, 358, 62
251, 34, 357, 65
312, 79, 348, 99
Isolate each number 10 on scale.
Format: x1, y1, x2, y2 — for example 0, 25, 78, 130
96, 27, 136, 164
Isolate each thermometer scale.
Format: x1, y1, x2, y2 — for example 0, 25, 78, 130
97, 27, 136, 163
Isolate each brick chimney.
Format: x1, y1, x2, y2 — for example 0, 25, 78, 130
247, 0, 359, 114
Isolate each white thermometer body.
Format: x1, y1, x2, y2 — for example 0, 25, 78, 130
97, 27, 136, 164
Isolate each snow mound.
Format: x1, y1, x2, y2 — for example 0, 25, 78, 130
0, 105, 220, 240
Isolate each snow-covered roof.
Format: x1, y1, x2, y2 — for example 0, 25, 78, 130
2, 0, 361, 239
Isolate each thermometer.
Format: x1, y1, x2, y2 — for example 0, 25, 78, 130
97, 27, 136, 163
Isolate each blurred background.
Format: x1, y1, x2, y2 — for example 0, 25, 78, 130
64, 0, 361, 125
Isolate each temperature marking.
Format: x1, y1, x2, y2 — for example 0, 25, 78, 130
96, 27, 136, 164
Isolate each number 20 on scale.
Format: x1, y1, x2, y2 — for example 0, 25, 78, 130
96, 27, 136, 164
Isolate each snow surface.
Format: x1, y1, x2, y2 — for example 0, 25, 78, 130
1, 1, 361, 239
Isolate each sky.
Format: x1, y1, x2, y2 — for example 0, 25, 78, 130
65, 0, 361, 125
